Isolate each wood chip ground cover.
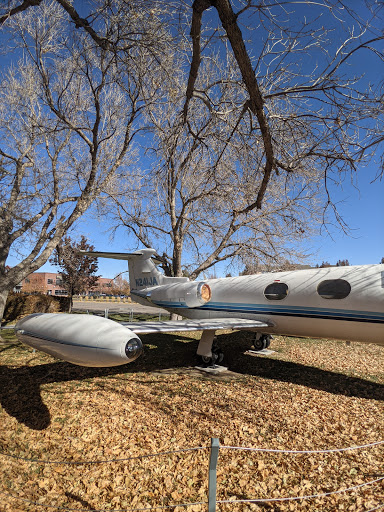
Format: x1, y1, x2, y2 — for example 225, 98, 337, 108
0, 329, 383, 511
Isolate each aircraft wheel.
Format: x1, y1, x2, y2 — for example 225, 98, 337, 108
201, 355, 213, 365
253, 334, 271, 351
214, 349, 224, 364
201, 347, 224, 366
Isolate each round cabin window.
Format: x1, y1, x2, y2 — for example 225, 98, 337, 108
264, 282, 288, 300
317, 279, 351, 299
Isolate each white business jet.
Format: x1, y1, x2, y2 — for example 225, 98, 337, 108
15, 248, 384, 368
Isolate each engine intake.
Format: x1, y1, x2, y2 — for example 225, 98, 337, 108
184, 282, 212, 308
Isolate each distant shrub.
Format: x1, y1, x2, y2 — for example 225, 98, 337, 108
2, 293, 70, 324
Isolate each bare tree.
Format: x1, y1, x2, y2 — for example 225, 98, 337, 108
2, 1, 382, 170
0, 0, 173, 319
1, 1, 383, 291
107, 1, 384, 278
108, 54, 322, 278
186, 1, 383, 179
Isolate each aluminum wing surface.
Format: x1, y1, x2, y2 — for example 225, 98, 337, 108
121, 318, 271, 334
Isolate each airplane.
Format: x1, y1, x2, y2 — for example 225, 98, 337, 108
14, 248, 384, 368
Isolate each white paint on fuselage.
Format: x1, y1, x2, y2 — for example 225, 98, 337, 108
132, 264, 384, 345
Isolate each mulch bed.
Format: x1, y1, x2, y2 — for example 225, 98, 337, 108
1, 330, 383, 511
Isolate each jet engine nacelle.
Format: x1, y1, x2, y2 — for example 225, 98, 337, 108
184, 282, 212, 308
15, 313, 143, 367
147, 282, 212, 308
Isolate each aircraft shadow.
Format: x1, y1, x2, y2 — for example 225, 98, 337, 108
0, 332, 383, 430
221, 332, 384, 401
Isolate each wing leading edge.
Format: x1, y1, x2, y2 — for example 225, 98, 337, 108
121, 318, 271, 334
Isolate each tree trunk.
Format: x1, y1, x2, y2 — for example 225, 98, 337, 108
0, 289, 10, 341
170, 240, 183, 321
0, 289, 9, 324
68, 291, 73, 314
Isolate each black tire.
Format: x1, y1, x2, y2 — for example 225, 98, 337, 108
214, 349, 224, 364
253, 338, 267, 351
201, 348, 224, 366
253, 334, 271, 351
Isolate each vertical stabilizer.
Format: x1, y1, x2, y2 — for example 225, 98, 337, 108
126, 249, 164, 290
78, 248, 189, 294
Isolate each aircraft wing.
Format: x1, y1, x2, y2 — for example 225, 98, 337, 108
120, 318, 271, 334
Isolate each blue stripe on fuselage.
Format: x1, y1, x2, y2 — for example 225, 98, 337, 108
150, 300, 384, 324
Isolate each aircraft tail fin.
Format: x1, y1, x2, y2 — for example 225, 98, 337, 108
126, 249, 165, 290
79, 249, 164, 290
79, 249, 188, 291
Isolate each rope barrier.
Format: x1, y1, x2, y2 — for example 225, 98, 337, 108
0, 491, 207, 511
220, 439, 384, 454
2, 476, 383, 511
1, 440, 382, 511
2, 439, 382, 465
216, 475, 384, 504
0, 446, 207, 465
366, 505, 384, 512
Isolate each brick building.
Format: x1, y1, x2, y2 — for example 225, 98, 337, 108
88, 277, 114, 296
20, 273, 114, 296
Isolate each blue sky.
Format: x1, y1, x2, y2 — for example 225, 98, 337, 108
38, 3, 384, 279
4, 1, 384, 280
35, 164, 383, 280
309, 167, 383, 267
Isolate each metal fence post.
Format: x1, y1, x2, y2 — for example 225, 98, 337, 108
208, 438, 220, 512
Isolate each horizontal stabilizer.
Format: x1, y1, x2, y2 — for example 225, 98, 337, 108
78, 251, 142, 260
121, 318, 271, 334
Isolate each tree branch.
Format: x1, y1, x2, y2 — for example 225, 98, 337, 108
0, 0, 42, 25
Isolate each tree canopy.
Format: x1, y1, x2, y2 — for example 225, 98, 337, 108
50, 236, 100, 311
0, 0, 174, 317
0, 0, 382, 316
103, 0, 384, 277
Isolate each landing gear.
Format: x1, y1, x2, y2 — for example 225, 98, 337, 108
201, 343, 224, 366
196, 330, 226, 369
252, 333, 272, 351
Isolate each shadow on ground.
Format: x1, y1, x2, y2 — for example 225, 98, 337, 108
0, 331, 383, 430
